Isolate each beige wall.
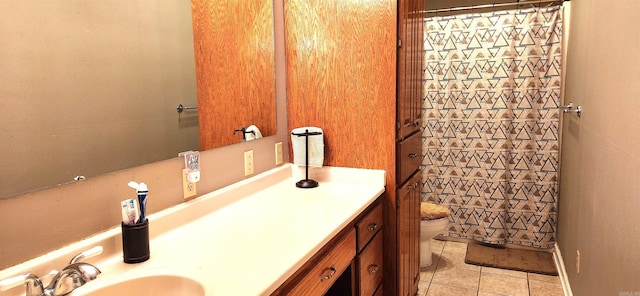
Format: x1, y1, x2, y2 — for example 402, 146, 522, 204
558, 0, 640, 294
0, 0, 289, 269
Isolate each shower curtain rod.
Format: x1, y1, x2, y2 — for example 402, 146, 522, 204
416, 0, 567, 15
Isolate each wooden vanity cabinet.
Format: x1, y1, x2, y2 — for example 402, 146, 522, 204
272, 199, 382, 296
356, 204, 383, 296
285, 0, 425, 294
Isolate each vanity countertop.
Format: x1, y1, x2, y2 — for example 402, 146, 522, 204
0, 164, 385, 296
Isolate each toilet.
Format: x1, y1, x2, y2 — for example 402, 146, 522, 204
420, 202, 451, 267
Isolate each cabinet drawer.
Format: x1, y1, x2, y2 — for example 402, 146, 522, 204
357, 231, 383, 296
356, 204, 382, 252
396, 131, 421, 184
286, 228, 356, 296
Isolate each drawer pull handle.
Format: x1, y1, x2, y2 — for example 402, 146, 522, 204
368, 263, 379, 275
408, 153, 418, 159
367, 223, 378, 231
320, 265, 337, 282
408, 182, 419, 190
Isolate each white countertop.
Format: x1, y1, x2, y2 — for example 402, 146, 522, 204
0, 165, 385, 296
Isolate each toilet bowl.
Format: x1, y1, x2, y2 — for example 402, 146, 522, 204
420, 202, 450, 267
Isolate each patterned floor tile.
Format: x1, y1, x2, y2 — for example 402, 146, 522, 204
427, 283, 477, 296
479, 273, 529, 296
529, 279, 564, 296
482, 266, 528, 279
432, 267, 481, 291
528, 273, 561, 284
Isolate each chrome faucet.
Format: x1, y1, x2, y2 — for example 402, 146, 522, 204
233, 127, 255, 141
43, 262, 101, 296
0, 246, 102, 296
23, 274, 44, 296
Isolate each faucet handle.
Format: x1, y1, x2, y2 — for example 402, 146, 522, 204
0, 273, 31, 291
0, 273, 45, 296
0, 270, 58, 291
70, 246, 103, 264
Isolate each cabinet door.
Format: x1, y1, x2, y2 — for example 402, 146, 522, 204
396, 171, 421, 296
357, 231, 383, 296
397, 0, 425, 141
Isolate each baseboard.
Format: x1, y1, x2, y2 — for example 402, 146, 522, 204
553, 243, 574, 296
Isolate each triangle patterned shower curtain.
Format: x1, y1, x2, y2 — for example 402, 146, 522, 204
420, 6, 563, 249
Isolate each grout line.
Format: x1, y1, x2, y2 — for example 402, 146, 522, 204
527, 272, 531, 296
477, 269, 482, 295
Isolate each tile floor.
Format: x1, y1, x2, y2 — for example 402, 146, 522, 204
417, 240, 565, 296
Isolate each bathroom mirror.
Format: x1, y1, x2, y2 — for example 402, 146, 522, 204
0, 0, 276, 199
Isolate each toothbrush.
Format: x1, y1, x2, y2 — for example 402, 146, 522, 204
127, 199, 139, 225
120, 200, 131, 224
137, 183, 148, 223
128, 181, 148, 223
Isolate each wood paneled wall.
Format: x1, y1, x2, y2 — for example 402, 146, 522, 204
284, 0, 397, 171
284, 0, 399, 293
192, 0, 277, 150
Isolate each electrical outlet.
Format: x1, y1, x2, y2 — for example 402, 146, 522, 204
244, 150, 254, 176
275, 142, 283, 165
182, 169, 197, 199
576, 250, 581, 274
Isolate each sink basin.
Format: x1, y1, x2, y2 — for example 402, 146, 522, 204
77, 275, 205, 296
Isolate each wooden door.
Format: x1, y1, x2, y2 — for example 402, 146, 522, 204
191, 0, 277, 150
397, 171, 421, 296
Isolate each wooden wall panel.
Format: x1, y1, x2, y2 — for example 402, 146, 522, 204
285, 1, 398, 294
192, 0, 277, 150
285, 0, 397, 172
285, 1, 424, 295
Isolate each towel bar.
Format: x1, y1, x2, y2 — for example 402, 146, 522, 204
176, 104, 198, 113
559, 102, 582, 117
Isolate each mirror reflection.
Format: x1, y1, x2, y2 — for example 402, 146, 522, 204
193, 0, 277, 150
0, 0, 277, 199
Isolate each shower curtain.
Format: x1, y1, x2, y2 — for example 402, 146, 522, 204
421, 5, 563, 249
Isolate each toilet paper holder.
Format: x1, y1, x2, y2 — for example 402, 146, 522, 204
291, 129, 323, 188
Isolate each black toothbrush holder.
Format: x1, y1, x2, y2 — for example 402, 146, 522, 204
121, 219, 150, 263
291, 129, 323, 188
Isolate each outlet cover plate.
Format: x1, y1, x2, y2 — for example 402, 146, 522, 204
182, 169, 197, 199
244, 150, 254, 176
275, 142, 283, 165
